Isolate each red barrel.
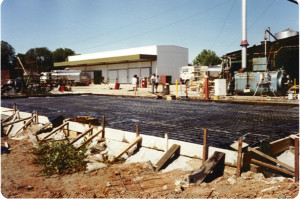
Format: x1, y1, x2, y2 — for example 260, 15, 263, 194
115, 83, 120, 89
142, 78, 147, 88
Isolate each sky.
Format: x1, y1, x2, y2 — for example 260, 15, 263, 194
1, 0, 299, 63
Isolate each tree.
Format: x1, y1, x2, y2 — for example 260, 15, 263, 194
25, 47, 53, 72
192, 49, 221, 66
52, 48, 75, 62
1, 40, 16, 70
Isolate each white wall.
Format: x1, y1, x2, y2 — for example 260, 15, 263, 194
156, 45, 188, 83
69, 45, 187, 84
69, 46, 158, 61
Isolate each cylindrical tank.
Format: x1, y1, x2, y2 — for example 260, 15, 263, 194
275, 28, 299, 40
234, 69, 288, 96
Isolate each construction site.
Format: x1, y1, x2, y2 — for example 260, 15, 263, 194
1, 0, 299, 198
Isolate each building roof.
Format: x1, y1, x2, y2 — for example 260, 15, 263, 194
54, 54, 157, 67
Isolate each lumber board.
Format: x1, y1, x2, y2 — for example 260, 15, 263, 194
251, 159, 294, 176
270, 137, 293, 155
69, 127, 93, 145
248, 147, 294, 172
188, 151, 225, 185
42, 122, 69, 141
236, 137, 243, 177
13, 116, 34, 136
5, 111, 19, 135
114, 136, 142, 160
2, 116, 32, 127
34, 122, 52, 135
76, 129, 103, 149
155, 144, 180, 172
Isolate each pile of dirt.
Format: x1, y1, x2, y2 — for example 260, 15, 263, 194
1, 138, 299, 198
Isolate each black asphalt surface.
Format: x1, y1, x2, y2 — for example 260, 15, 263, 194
1, 95, 299, 149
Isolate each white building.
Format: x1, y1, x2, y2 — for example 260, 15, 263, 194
54, 45, 188, 84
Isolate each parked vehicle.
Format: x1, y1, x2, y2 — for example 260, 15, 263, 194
40, 70, 90, 86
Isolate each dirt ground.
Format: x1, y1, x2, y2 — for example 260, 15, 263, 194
1, 137, 299, 198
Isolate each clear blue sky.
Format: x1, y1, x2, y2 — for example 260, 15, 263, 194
1, 0, 299, 63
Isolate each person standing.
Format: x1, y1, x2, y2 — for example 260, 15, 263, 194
154, 75, 159, 93
150, 73, 156, 94
132, 75, 138, 94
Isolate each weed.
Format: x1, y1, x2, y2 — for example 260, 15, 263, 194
32, 141, 87, 176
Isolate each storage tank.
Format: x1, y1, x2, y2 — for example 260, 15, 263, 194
275, 28, 299, 40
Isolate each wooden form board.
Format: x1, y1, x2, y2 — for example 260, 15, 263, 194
269, 137, 293, 156
188, 151, 225, 185
114, 136, 142, 160
155, 144, 180, 172
248, 147, 294, 172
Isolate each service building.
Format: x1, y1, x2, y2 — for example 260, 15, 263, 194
54, 45, 188, 84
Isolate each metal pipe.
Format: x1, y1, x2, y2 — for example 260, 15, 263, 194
240, 0, 249, 69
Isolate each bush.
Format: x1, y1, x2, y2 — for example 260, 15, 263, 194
33, 141, 87, 176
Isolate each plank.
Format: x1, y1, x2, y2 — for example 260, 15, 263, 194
270, 137, 293, 155
76, 129, 103, 149
42, 122, 69, 141
13, 116, 34, 136
5, 111, 19, 135
69, 127, 93, 145
155, 144, 180, 172
188, 151, 225, 185
2, 116, 32, 127
248, 147, 294, 172
114, 136, 142, 160
251, 159, 294, 176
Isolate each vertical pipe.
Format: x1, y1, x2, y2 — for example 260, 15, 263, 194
295, 138, 299, 182
241, 0, 249, 69
202, 128, 208, 164
236, 137, 243, 177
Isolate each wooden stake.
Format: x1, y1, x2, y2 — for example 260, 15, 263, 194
202, 128, 208, 164
236, 137, 243, 177
136, 125, 139, 137
165, 132, 169, 152
13, 103, 16, 113
295, 138, 299, 182
36, 111, 39, 124
102, 116, 105, 138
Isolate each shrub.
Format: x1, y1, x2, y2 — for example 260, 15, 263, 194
33, 141, 87, 176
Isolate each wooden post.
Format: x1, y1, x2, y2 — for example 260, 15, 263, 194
13, 103, 16, 113
295, 137, 299, 182
202, 128, 208, 164
136, 125, 139, 137
67, 122, 70, 137
102, 116, 105, 138
236, 137, 243, 177
35, 111, 39, 124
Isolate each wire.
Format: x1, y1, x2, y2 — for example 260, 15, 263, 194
210, 0, 236, 50
77, 1, 228, 52
221, 0, 277, 54
64, 0, 198, 48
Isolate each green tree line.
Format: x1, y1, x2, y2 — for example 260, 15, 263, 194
1, 40, 75, 73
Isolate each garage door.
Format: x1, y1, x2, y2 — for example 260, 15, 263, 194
141, 68, 150, 78
128, 68, 140, 83
118, 70, 128, 83
108, 70, 118, 84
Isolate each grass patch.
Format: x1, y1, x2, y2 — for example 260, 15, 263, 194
33, 141, 87, 176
